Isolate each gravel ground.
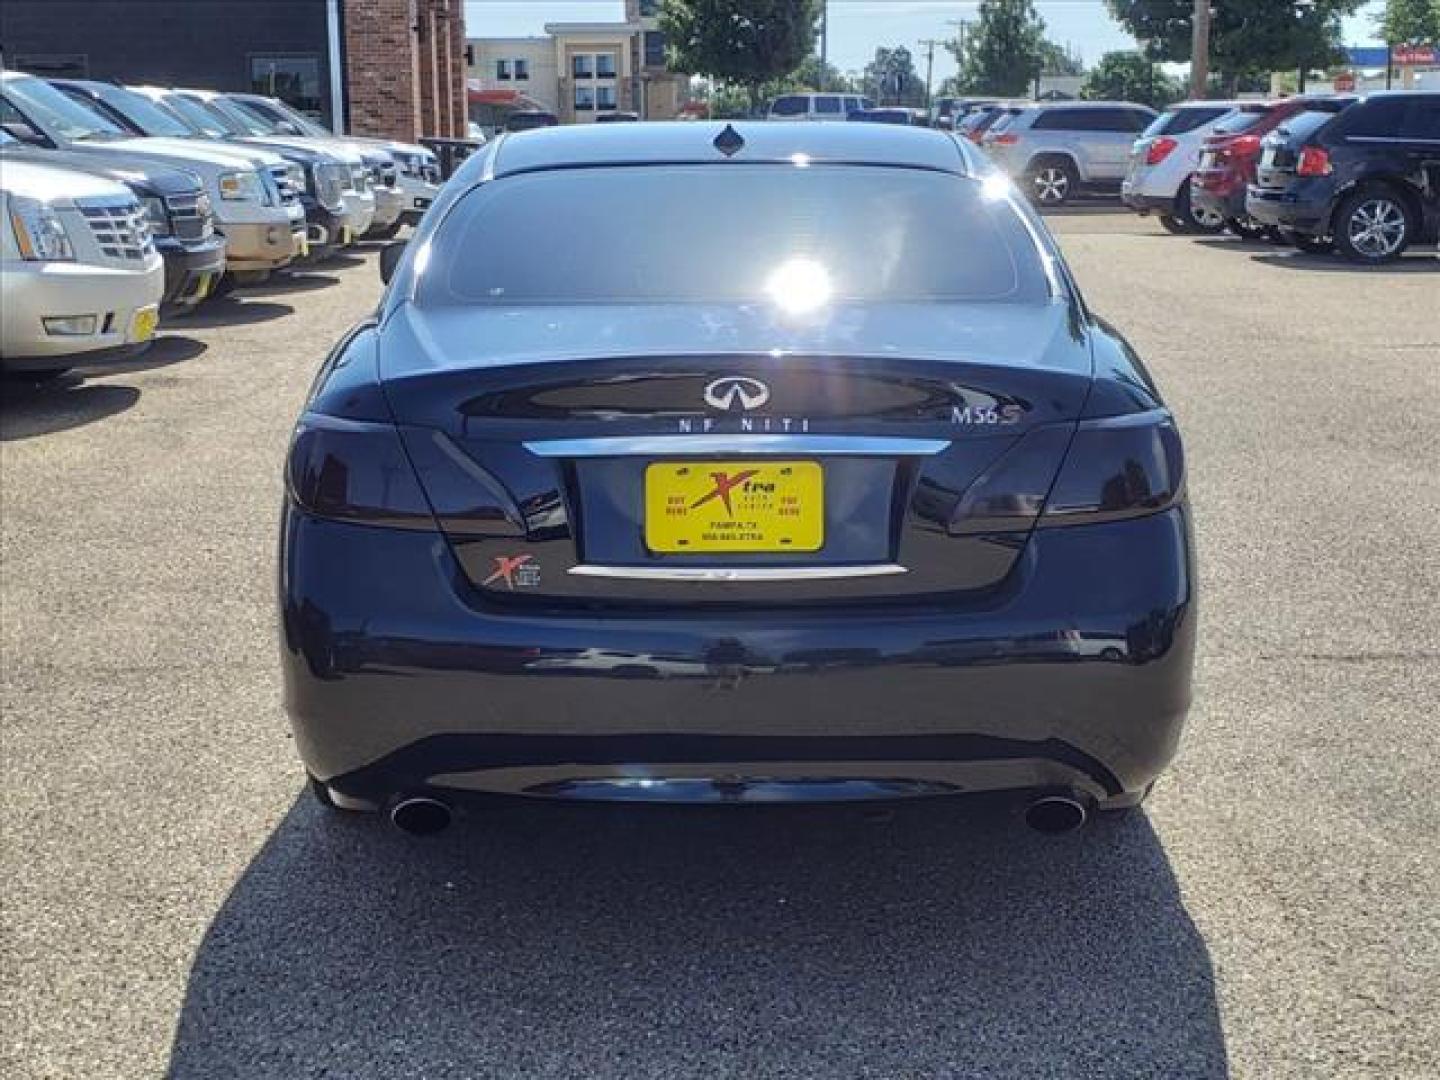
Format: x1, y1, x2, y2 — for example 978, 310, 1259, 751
2, 220, 1437, 1080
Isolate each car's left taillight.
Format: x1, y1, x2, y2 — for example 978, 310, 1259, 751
286, 414, 436, 529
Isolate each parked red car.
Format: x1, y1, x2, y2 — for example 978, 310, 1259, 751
1191, 95, 1354, 237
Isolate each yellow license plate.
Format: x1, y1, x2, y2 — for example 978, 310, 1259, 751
191, 273, 214, 301
645, 461, 824, 553
129, 305, 159, 343
340, 226, 353, 245
295, 232, 310, 258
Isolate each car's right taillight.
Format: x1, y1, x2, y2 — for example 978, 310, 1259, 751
991, 132, 1018, 146
1228, 134, 1262, 159
1296, 145, 1332, 176
1039, 411, 1185, 527
1146, 137, 1178, 165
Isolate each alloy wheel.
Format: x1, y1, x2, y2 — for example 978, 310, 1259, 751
1032, 167, 1070, 204
1346, 198, 1407, 259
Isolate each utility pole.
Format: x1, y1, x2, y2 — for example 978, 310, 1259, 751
1190, 0, 1210, 99
819, 0, 828, 90
918, 39, 938, 109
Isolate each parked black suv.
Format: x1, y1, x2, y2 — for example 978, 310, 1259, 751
1247, 92, 1439, 263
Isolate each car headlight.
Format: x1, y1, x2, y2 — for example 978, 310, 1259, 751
142, 196, 171, 237
348, 164, 369, 193
217, 170, 265, 202
7, 196, 76, 261
313, 163, 346, 211
285, 162, 306, 193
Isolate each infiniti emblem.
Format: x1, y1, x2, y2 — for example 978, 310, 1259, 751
703, 376, 770, 412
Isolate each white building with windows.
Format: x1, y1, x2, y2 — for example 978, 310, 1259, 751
467, 1, 686, 127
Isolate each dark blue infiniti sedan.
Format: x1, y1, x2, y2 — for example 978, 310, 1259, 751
281, 122, 1194, 835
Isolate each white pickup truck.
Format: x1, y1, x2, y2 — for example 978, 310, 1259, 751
2, 70, 305, 284
1, 158, 165, 375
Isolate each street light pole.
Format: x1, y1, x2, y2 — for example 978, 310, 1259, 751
1190, 0, 1210, 99
918, 39, 938, 109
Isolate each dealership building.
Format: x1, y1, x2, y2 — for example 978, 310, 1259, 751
0, 0, 468, 141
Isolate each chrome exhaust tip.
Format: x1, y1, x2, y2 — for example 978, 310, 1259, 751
1024, 794, 1089, 835
389, 795, 453, 836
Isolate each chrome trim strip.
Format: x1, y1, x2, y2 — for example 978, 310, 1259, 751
525, 435, 950, 458
568, 563, 908, 581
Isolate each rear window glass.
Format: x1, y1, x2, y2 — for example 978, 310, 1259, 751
815, 96, 841, 115
1274, 110, 1337, 142
1159, 106, 1231, 135
424, 165, 1052, 307
1212, 107, 1271, 134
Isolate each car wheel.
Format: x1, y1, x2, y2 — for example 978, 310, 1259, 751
1227, 216, 1267, 240
1176, 184, 1225, 234
1333, 189, 1413, 264
1158, 213, 1191, 234
1025, 160, 1076, 207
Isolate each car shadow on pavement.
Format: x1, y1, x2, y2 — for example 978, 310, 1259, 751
178, 298, 296, 329
1249, 251, 1440, 273
239, 272, 342, 296
166, 795, 1227, 1079
0, 380, 140, 441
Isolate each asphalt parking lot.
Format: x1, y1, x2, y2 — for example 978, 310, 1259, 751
3, 218, 1437, 1079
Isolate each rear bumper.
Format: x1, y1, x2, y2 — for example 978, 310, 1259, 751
1245, 183, 1335, 235
1122, 190, 1175, 214
281, 505, 1197, 808
1190, 182, 1246, 222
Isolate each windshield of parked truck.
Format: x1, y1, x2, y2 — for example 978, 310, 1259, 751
2, 76, 127, 142
89, 84, 193, 138
205, 97, 273, 137
155, 93, 233, 138
258, 97, 334, 139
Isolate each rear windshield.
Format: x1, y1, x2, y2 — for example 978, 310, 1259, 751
1212, 107, 1271, 134
1143, 106, 1232, 137
422, 165, 1052, 307
1272, 110, 1337, 142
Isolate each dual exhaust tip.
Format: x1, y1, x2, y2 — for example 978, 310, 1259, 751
389, 794, 453, 835
385, 791, 1090, 836
1023, 793, 1091, 835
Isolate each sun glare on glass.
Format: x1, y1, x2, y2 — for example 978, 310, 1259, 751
764, 258, 832, 315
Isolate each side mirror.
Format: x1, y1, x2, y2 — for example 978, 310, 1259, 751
379, 239, 408, 285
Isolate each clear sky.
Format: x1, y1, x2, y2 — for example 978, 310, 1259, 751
465, 1, 1388, 83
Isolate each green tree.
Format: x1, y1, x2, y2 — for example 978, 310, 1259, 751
863, 46, 925, 104
1106, 1, 1365, 90
1377, 0, 1440, 46
793, 53, 853, 93
947, 0, 1048, 96
662, 0, 820, 111
1080, 50, 1183, 107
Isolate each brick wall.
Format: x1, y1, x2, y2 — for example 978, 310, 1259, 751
343, 0, 466, 140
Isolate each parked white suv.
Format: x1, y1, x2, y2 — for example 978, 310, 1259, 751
2, 159, 164, 374
767, 93, 874, 122
1122, 101, 1242, 233
981, 101, 1158, 205
1, 71, 305, 283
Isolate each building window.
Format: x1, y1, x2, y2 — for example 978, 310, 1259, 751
639, 0, 660, 15
513, 58, 529, 81
596, 53, 616, 78
496, 59, 511, 81
12, 54, 89, 79
573, 54, 594, 78
575, 86, 595, 111
644, 32, 665, 68
597, 85, 617, 110
249, 55, 323, 118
